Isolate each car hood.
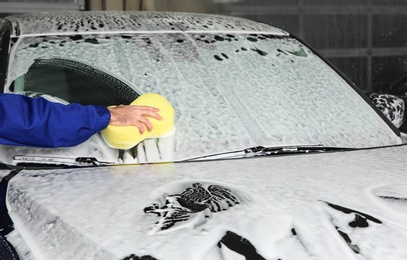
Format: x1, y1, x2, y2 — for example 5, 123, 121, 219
5, 145, 407, 260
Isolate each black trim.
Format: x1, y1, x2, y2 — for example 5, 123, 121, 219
84, 0, 90, 11
0, 19, 11, 93
0, 167, 23, 233
0, 168, 23, 260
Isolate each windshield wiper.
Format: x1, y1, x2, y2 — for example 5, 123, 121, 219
12, 155, 114, 167
184, 145, 356, 162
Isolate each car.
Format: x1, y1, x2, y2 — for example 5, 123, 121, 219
1, 11, 407, 260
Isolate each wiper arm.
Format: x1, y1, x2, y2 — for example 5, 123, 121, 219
184, 145, 355, 162
13, 155, 114, 167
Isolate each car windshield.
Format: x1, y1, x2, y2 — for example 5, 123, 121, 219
4, 32, 401, 164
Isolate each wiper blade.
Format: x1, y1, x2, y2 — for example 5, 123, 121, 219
184, 145, 355, 162
244, 145, 354, 154
13, 155, 114, 167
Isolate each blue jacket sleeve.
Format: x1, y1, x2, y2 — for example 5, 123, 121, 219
0, 94, 111, 147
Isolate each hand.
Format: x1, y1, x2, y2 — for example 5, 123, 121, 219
107, 105, 162, 134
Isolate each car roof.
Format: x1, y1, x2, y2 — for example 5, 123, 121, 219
5, 11, 289, 37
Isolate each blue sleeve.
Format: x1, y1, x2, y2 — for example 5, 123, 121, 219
0, 93, 111, 147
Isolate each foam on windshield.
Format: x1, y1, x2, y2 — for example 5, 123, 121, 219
7, 32, 401, 162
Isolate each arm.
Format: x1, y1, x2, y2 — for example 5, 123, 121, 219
0, 93, 110, 147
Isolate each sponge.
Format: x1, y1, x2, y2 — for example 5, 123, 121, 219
101, 93, 175, 149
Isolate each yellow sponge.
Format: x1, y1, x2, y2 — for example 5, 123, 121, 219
101, 93, 175, 149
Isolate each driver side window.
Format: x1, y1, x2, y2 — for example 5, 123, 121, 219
10, 58, 139, 107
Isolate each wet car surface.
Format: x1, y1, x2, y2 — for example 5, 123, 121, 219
0, 11, 407, 260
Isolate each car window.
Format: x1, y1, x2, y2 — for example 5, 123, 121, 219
10, 58, 139, 106
5, 32, 402, 164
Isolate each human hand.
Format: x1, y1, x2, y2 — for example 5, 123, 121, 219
107, 105, 162, 134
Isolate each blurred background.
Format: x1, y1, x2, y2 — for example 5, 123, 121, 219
1, 0, 406, 95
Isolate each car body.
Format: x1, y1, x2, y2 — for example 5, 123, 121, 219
0, 11, 407, 260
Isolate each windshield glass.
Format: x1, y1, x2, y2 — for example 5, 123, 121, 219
5, 32, 401, 163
